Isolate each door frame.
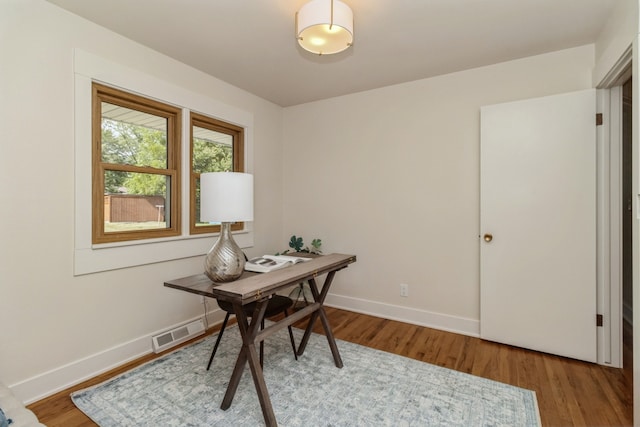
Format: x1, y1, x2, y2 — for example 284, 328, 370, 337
596, 45, 632, 368
597, 85, 624, 367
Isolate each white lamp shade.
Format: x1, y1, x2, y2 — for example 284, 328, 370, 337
296, 0, 353, 55
200, 172, 253, 223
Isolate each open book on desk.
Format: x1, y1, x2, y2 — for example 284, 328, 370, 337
244, 254, 312, 273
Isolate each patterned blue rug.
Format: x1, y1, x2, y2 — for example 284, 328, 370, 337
72, 324, 541, 426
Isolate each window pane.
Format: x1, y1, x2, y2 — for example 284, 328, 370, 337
193, 126, 233, 228
103, 171, 170, 232
101, 102, 168, 168
189, 112, 243, 236
192, 125, 233, 173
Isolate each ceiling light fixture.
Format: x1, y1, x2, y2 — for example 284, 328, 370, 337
296, 0, 354, 55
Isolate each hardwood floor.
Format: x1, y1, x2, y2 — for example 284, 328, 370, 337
28, 307, 633, 426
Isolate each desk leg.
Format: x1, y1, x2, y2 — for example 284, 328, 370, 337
297, 272, 343, 368
220, 300, 278, 427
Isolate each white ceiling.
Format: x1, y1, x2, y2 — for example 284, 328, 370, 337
46, 0, 616, 107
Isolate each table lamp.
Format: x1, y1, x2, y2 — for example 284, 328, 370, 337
200, 172, 254, 282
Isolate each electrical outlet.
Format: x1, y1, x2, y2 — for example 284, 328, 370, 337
400, 283, 409, 297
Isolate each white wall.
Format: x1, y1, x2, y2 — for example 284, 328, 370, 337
0, 0, 284, 402
283, 45, 595, 334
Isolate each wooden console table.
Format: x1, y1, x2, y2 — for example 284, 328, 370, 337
164, 253, 357, 426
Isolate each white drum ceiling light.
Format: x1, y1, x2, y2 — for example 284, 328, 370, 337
295, 0, 354, 55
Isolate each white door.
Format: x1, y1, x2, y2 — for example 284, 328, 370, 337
480, 89, 597, 363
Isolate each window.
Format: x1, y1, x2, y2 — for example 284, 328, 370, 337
190, 112, 245, 235
92, 83, 181, 243
75, 49, 254, 274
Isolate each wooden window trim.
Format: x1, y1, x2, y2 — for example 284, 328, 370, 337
92, 83, 182, 244
189, 112, 245, 235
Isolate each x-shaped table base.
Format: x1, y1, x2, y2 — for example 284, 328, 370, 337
220, 271, 343, 427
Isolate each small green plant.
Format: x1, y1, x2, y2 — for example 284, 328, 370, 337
309, 238, 322, 253
278, 235, 322, 255
289, 235, 304, 252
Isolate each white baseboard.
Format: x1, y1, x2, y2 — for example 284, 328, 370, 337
12, 294, 478, 405
325, 293, 480, 337
11, 309, 226, 405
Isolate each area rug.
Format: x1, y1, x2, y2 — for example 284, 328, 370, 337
71, 325, 541, 426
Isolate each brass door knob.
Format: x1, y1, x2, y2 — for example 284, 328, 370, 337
483, 234, 493, 242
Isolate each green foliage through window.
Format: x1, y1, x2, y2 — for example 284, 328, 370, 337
101, 115, 169, 196
192, 137, 232, 174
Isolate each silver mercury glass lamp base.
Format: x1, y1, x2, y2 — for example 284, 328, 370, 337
204, 222, 245, 283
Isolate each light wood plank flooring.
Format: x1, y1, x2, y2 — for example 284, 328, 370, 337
28, 307, 633, 426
